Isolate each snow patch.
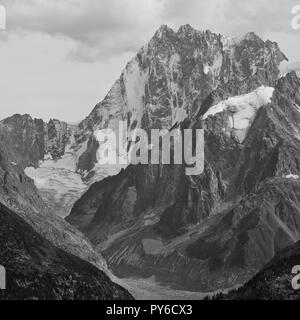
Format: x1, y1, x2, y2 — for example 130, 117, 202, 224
123, 58, 148, 129
202, 86, 274, 141
173, 107, 187, 123
286, 174, 299, 180
211, 53, 223, 78
25, 166, 87, 218
203, 64, 210, 75
39, 153, 77, 172
203, 86, 274, 121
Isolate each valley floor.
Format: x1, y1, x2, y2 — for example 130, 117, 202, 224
112, 275, 231, 300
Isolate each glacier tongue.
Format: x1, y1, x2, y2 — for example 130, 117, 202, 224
25, 166, 86, 218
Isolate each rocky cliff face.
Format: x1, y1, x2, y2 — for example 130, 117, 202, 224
0, 114, 71, 168
67, 68, 300, 292
81, 26, 285, 132
0, 202, 133, 300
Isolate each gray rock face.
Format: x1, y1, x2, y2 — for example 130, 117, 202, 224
0, 124, 45, 213
67, 68, 300, 292
81, 25, 286, 135
0, 114, 72, 168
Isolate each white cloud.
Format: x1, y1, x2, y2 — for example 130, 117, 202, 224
2, 0, 163, 61
1, 0, 299, 61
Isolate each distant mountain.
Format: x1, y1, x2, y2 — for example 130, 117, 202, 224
0, 202, 133, 300
0, 117, 107, 273
65, 26, 300, 294
0, 115, 85, 217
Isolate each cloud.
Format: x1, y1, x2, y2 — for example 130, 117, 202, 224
215, 0, 297, 35
2, 0, 163, 61
161, 0, 297, 35
1, 0, 299, 62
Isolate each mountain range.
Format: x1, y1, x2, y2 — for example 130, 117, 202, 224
1, 24, 300, 299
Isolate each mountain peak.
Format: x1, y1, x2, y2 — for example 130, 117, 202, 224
243, 31, 263, 42
154, 24, 175, 38
276, 71, 300, 96
177, 24, 196, 35
1, 113, 34, 124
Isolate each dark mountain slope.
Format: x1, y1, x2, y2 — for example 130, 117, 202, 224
0, 202, 133, 300
218, 240, 300, 300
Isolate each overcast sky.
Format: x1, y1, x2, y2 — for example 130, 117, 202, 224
0, 0, 299, 122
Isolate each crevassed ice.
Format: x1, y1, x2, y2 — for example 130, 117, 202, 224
24, 139, 89, 218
